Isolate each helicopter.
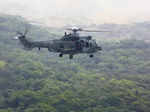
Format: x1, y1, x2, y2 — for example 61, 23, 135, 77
13, 27, 108, 59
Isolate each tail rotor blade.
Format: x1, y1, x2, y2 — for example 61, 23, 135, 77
24, 27, 28, 36
23, 23, 31, 36
13, 36, 19, 40
16, 31, 23, 36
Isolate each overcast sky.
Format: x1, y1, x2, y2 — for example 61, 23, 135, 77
0, 0, 150, 26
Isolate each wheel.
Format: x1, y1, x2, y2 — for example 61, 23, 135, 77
59, 53, 63, 57
69, 55, 73, 59
89, 54, 94, 58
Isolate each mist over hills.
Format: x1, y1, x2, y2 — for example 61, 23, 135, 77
89, 22, 150, 41
1, 0, 150, 27
1, 13, 150, 43
30, 18, 150, 41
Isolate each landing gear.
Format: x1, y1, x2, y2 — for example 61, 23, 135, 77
59, 53, 63, 57
69, 54, 73, 59
89, 54, 94, 58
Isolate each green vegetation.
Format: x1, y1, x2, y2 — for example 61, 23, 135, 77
0, 14, 150, 112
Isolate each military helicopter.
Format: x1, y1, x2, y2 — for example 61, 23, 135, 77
14, 27, 108, 59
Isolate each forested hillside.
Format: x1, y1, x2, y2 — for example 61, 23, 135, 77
0, 15, 150, 112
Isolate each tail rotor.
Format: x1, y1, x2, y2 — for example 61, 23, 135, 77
13, 27, 29, 40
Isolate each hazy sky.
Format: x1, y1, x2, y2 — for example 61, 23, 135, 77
0, 0, 150, 26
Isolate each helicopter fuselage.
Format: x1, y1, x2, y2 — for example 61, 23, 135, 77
15, 28, 102, 59
47, 38, 101, 55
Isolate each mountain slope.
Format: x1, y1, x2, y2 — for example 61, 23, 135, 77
0, 15, 150, 112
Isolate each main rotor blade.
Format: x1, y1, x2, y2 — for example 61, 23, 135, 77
65, 27, 110, 32
81, 30, 111, 32
66, 28, 73, 31
66, 28, 82, 31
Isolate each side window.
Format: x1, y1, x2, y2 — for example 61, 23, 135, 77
60, 44, 64, 48
89, 41, 93, 47
86, 42, 89, 48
